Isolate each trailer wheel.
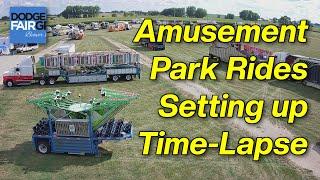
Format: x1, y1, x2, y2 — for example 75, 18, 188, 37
49, 78, 55, 85
112, 75, 119, 82
125, 75, 132, 81
39, 79, 46, 86
36, 141, 50, 154
6, 81, 13, 87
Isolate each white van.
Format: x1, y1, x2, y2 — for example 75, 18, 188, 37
0, 45, 11, 55
16, 44, 39, 53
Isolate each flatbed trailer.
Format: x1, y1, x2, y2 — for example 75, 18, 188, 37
3, 52, 141, 87
62, 64, 140, 83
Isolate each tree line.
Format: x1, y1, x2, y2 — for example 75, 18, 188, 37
161, 7, 207, 18
186, 6, 208, 18
56, 5, 313, 26
117, 7, 207, 18
60, 5, 101, 19
272, 16, 311, 25
151, 7, 207, 18
221, 10, 311, 26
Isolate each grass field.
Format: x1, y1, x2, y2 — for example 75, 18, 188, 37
69, 32, 118, 52
97, 29, 320, 143
0, 21, 9, 35
0, 67, 316, 179
253, 31, 320, 59
0, 27, 320, 179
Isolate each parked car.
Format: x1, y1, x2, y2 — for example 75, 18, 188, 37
78, 23, 86, 31
16, 44, 39, 53
46, 26, 52, 33
101, 22, 109, 29
91, 22, 99, 30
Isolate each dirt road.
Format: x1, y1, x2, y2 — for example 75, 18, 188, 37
104, 37, 320, 178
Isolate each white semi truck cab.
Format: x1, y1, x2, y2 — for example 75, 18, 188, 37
2, 56, 38, 87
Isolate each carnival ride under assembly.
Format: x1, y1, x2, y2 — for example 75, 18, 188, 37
28, 88, 137, 155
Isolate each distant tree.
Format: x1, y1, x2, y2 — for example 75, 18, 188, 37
225, 13, 235, 19
195, 8, 207, 18
239, 10, 260, 21
161, 8, 173, 16
217, 15, 221, 18
1, 16, 9, 21
112, 13, 117, 17
160, 7, 206, 18
186, 6, 196, 17
175, 8, 185, 17
279, 16, 291, 25
272, 17, 278, 23
147, 11, 160, 16
124, 12, 135, 17
60, 5, 100, 19
161, 8, 185, 17
130, 11, 147, 16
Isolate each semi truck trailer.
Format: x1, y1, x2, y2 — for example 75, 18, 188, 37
3, 51, 141, 87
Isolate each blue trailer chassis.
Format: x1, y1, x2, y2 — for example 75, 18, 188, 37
32, 111, 132, 155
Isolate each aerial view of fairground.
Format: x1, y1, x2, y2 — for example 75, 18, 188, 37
0, 0, 320, 179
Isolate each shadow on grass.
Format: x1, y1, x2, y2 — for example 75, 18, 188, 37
0, 141, 112, 173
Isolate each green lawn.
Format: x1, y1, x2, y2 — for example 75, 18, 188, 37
70, 31, 118, 52
100, 29, 320, 143
0, 21, 9, 36
0, 27, 319, 179
253, 31, 320, 59
0, 68, 316, 179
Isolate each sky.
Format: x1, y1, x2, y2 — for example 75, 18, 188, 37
0, 0, 319, 23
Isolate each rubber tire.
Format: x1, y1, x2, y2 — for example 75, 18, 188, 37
125, 75, 132, 81
39, 79, 46, 86
6, 81, 13, 87
112, 76, 119, 82
36, 141, 50, 154
49, 78, 55, 85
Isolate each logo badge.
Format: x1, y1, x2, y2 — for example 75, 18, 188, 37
10, 7, 47, 44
